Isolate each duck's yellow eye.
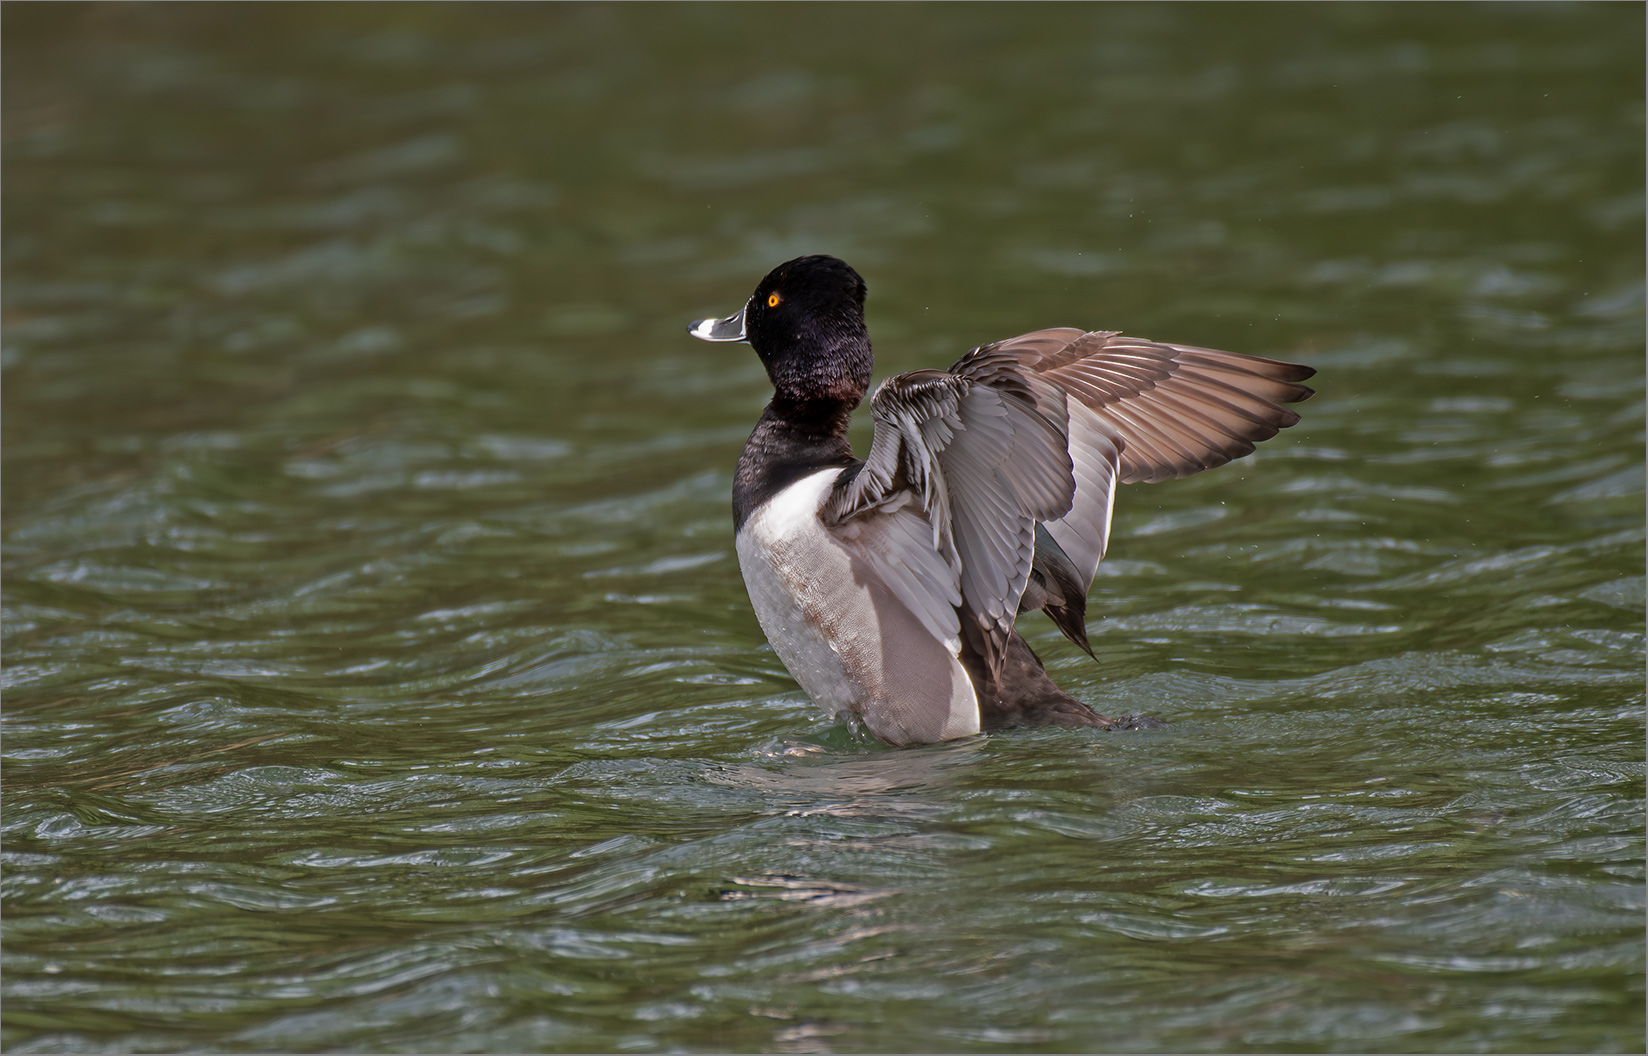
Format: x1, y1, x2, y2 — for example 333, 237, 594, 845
767, 292, 781, 308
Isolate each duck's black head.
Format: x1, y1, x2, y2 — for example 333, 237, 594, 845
690, 255, 872, 410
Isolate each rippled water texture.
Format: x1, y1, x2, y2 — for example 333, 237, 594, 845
4, 5, 1643, 1053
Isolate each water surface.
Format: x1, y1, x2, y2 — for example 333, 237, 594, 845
3, 4, 1643, 1052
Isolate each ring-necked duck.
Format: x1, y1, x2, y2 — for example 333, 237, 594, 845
690, 255, 1314, 747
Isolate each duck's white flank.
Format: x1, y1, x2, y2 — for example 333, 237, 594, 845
735, 468, 980, 746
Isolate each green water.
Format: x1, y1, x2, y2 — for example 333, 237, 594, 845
3, 4, 1643, 1052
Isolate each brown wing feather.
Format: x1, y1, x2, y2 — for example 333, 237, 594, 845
969, 329, 1315, 485
948, 327, 1313, 657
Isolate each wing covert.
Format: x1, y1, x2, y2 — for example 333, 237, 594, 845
822, 363, 1076, 677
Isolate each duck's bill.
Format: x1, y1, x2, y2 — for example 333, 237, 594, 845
687, 304, 747, 342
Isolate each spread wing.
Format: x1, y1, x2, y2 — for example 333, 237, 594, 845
820, 355, 1077, 677
821, 327, 1314, 670
962, 329, 1316, 607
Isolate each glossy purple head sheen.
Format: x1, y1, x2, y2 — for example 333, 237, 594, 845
745, 256, 872, 408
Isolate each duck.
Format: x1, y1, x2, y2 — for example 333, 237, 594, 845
689, 255, 1315, 747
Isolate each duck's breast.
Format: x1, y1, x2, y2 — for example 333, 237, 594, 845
735, 468, 979, 746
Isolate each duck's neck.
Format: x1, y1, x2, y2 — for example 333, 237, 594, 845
732, 396, 858, 531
